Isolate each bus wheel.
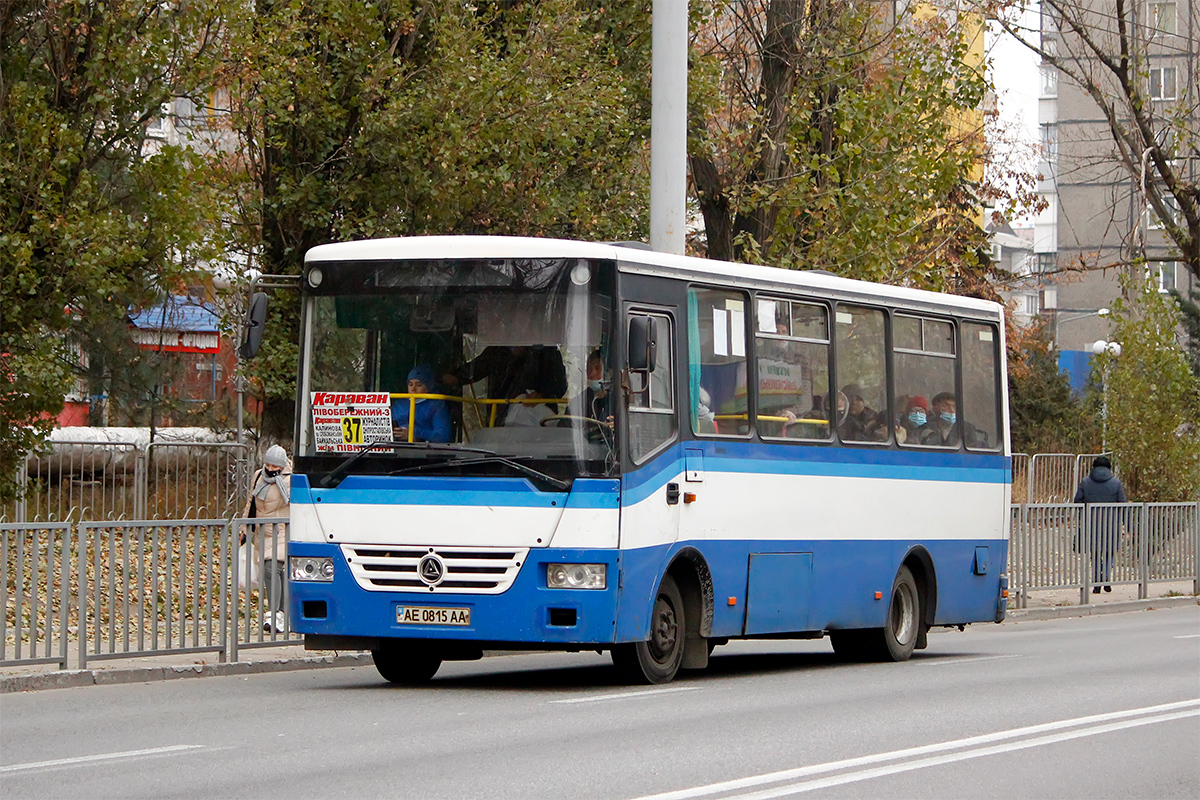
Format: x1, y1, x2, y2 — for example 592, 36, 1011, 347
830, 565, 921, 662
612, 574, 685, 684
372, 644, 442, 685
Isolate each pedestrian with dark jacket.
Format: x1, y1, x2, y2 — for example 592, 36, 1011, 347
1073, 456, 1128, 593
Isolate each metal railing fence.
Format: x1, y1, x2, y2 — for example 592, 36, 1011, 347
4, 502, 1197, 670
3, 518, 299, 669
1008, 502, 1200, 607
4, 440, 250, 524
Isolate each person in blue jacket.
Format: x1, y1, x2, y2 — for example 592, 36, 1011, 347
1073, 455, 1128, 593
392, 364, 452, 443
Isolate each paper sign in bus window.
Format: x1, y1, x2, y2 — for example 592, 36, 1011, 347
310, 392, 393, 453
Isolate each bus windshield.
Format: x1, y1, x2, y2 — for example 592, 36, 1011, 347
298, 257, 617, 482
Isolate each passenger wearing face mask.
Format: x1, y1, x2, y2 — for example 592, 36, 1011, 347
240, 444, 291, 633
897, 395, 929, 444
580, 351, 612, 422
919, 392, 961, 447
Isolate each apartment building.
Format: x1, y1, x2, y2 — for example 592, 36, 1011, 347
1035, 0, 1197, 387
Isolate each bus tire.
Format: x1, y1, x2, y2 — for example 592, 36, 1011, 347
372, 644, 442, 685
830, 565, 921, 662
612, 574, 685, 684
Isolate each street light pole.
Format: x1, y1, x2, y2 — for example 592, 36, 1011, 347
1091, 339, 1122, 450
1052, 307, 1110, 350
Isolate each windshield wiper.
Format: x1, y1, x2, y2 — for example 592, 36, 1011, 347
388, 455, 571, 492
318, 440, 497, 488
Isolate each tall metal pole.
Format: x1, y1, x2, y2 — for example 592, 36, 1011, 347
650, 0, 687, 255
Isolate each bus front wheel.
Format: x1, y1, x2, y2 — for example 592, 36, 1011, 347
372, 644, 442, 685
612, 574, 685, 684
831, 565, 921, 662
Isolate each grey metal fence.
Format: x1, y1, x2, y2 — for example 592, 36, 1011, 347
2, 518, 298, 669
2, 523, 73, 669
1008, 502, 1200, 606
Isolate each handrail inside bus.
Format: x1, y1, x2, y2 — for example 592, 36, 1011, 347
387, 392, 570, 442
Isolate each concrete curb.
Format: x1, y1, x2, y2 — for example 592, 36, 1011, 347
1, 652, 374, 695
1005, 595, 1199, 622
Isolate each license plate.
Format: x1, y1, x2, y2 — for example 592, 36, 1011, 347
396, 606, 471, 626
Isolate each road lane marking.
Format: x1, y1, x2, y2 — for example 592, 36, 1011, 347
1173, 634, 1200, 639
0, 745, 204, 774
632, 698, 1200, 800
549, 686, 699, 705
713, 710, 1200, 799
916, 654, 1024, 666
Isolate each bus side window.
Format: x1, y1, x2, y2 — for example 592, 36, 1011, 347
893, 315, 956, 447
755, 298, 830, 440
627, 313, 676, 463
834, 305, 890, 444
961, 321, 1001, 450
688, 287, 750, 436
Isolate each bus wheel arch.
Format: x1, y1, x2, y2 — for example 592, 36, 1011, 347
612, 572, 687, 684
667, 548, 714, 670
902, 546, 937, 650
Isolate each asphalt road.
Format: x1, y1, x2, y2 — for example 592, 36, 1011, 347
2, 607, 1198, 799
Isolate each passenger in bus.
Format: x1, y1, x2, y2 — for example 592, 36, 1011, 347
919, 392, 959, 446
839, 384, 886, 441
392, 364, 452, 443
442, 345, 567, 425
780, 391, 841, 438
896, 396, 929, 444
574, 350, 613, 423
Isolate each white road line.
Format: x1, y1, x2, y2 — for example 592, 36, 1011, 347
0, 745, 204, 774
916, 654, 1024, 666
1173, 634, 1200, 639
719, 710, 1200, 800
549, 686, 699, 705
633, 698, 1200, 800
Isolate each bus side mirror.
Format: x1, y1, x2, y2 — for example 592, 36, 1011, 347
239, 292, 268, 359
628, 316, 657, 373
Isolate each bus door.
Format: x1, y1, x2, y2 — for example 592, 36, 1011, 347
622, 308, 681, 555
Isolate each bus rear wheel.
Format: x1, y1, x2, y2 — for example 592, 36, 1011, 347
612, 574, 685, 684
831, 565, 921, 663
372, 643, 442, 685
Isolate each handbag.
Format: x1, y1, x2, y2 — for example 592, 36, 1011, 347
237, 541, 260, 590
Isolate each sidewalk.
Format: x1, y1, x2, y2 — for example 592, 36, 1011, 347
4, 585, 1197, 694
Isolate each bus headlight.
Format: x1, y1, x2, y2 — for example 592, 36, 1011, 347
546, 563, 606, 590
291, 556, 335, 582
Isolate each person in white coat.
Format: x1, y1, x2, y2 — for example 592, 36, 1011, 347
241, 445, 291, 632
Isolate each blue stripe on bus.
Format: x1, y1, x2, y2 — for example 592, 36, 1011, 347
292, 445, 1008, 509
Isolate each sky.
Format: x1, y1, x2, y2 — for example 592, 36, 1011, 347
987, 7, 1043, 226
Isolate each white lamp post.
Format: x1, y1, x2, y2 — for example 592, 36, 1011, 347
1091, 339, 1122, 450
1052, 307, 1109, 350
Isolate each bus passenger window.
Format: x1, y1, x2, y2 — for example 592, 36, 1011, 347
688, 288, 750, 436
961, 322, 1001, 450
834, 305, 889, 444
755, 298, 830, 440
893, 315, 956, 447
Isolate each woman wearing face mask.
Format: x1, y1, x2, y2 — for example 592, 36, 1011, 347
240, 444, 291, 632
897, 396, 929, 444
919, 392, 960, 447
392, 364, 452, 443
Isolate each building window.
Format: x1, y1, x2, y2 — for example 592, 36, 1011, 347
1036, 253, 1057, 274
1149, 67, 1177, 100
1147, 2, 1177, 36
1040, 65, 1057, 98
1149, 262, 1177, 293
1146, 195, 1179, 229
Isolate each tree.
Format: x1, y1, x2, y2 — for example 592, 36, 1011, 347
1096, 273, 1200, 501
0, 1, 227, 500
993, 0, 1200, 283
1006, 318, 1102, 453
218, 0, 653, 440
688, 1, 997, 291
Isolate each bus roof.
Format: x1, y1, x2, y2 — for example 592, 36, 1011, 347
305, 235, 1003, 319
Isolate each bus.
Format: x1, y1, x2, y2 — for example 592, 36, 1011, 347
285, 236, 1010, 685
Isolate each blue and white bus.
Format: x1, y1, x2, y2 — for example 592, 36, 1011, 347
286, 236, 1010, 684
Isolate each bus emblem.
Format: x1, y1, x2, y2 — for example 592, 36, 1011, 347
418, 553, 446, 586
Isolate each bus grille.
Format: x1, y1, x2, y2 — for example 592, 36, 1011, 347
339, 545, 529, 594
